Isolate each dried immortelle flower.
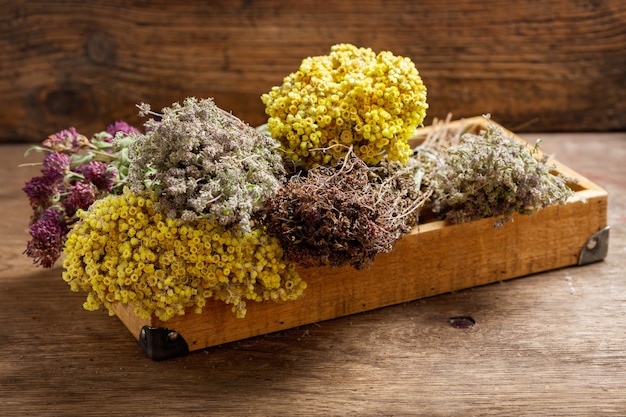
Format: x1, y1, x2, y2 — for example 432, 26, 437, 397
262, 43, 428, 168
263, 149, 430, 269
426, 119, 575, 226
127, 98, 285, 232
62, 190, 306, 320
24, 208, 67, 268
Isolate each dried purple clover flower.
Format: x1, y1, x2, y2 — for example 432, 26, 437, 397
42, 127, 90, 152
63, 182, 97, 217
23, 175, 59, 211
41, 152, 70, 182
127, 97, 286, 232
76, 160, 116, 191
424, 117, 575, 227
24, 208, 67, 268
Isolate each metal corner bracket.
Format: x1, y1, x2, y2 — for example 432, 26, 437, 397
578, 226, 610, 266
139, 325, 190, 361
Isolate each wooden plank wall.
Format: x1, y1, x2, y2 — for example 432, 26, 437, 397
2, 0, 625, 143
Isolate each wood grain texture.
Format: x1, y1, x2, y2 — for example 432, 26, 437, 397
2, 0, 625, 143
2, 133, 626, 415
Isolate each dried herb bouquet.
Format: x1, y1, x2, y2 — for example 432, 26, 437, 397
22, 44, 574, 321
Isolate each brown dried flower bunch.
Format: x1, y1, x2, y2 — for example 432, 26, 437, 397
262, 148, 430, 269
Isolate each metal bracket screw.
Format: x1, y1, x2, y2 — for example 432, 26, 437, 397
578, 226, 610, 266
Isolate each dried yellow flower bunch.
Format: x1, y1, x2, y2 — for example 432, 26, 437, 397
262, 43, 428, 168
62, 190, 306, 320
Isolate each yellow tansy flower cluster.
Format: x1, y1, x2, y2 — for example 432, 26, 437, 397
261, 43, 428, 168
62, 190, 306, 320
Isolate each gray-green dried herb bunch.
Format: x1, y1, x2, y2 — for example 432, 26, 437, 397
422, 117, 575, 226
127, 97, 286, 231
262, 149, 430, 269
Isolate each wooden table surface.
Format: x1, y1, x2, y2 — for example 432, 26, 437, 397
2, 132, 625, 416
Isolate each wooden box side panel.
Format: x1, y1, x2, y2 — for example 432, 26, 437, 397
135, 193, 606, 350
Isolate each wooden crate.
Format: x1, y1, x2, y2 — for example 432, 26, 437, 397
111, 117, 609, 360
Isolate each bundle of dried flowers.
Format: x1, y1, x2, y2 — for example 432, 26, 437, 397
22, 122, 139, 267
263, 149, 429, 269
416, 116, 575, 227
127, 98, 286, 232
21, 43, 580, 323
262, 43, 428, 168
62, 189, 305, 320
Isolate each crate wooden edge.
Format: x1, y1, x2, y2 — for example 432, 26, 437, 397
111, 118, 609, 358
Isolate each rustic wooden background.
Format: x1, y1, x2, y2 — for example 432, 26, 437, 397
2, 0, 625, 143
